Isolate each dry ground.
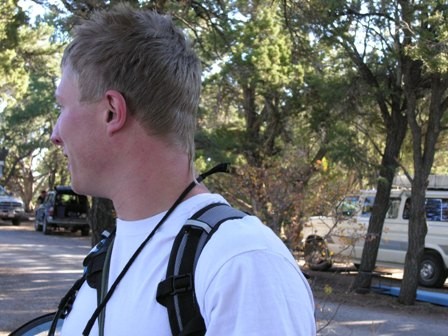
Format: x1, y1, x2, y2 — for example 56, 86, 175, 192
306, 264, 448, 317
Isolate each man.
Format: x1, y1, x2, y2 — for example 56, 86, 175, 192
36, 190, 47, 205
51, 4, 316, 335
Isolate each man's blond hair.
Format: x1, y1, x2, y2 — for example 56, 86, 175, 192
62, 4, 201, 163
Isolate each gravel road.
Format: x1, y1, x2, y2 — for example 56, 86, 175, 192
1, 219, 447, 336
0, 220, 91, 335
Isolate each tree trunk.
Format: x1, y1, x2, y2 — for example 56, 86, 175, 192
399, 71, 447, 304
353, 111, 407, 291
399, 176, 427, 304
352, 163, 395, 291
89, 197, 116, 246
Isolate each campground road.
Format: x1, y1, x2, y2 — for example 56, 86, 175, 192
1, 220, 447, 335
315, 299, 448, 335
0, 219, 90, 335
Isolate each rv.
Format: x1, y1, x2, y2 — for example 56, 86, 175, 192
302, 176, 448, 288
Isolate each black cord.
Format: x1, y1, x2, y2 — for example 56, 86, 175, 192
48, 276, 86, 335
82, 179, 198, 335
196, 162, 230, 183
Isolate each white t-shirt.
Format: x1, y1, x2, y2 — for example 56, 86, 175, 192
61, 193, 316, 335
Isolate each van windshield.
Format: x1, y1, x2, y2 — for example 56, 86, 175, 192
336, 196, 359, 217
0, 186, 9, 196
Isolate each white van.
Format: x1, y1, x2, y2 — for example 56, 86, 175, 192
302, 177, 448, 288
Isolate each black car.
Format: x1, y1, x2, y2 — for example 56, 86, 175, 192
35, 186, 90, 236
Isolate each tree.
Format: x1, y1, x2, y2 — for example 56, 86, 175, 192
32, 0, 366, 244
285, 0, 411, 290
0, 0, 29, 106
200, 3, 311, 234
42, 0, 319, 239
196, 1, 367, 237
285, 0, 448, 304
398, 0, 448, 304
0, 4, 63, 209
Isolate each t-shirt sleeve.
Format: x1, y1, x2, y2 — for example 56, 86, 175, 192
195, 217, 316, 336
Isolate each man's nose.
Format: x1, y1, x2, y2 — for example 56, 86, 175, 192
51, 119, 63, 146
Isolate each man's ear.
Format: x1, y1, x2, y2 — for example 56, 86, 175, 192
104, 90, 127, 135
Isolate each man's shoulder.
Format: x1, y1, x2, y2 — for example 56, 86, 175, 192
197, 214, 293, 272
208, 215, 283, 251
181, 193, 228, 216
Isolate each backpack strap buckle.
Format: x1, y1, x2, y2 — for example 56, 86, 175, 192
157, 273, 193, 303
168, 274, 193, 295
157, 202, 247, 335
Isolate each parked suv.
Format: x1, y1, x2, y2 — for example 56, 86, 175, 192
35, 186, 90, 236
0, 186, 26, 226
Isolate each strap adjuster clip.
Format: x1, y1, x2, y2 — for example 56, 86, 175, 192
168, 274, 193, 295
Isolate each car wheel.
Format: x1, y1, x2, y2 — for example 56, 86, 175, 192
304, 236, 332, 271
418, 252, 447, 288
34, 217, 42, 232
43, 218, 51, 235
81, 227, 90, 236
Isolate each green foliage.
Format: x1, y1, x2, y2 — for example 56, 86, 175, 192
0, 0, 29, 104
229, 6, 303, 91
1, 0, 444, 248
405, 5, 448, 74
0, 6, 63, 209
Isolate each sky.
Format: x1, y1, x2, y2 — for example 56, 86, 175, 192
19, 0, 46, 20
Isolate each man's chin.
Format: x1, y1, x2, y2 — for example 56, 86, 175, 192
69, 181, 90, 197
71, 184, 107, 199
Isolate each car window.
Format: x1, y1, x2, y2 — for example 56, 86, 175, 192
361, 196, 399, 219
403, 197, 448, 222
44, 194, 51, 203
361, 196, 375, 217
426, 198, 448, 222
56, 192, 88, 209
336, 196, 359, 217
386, 198, 400, 219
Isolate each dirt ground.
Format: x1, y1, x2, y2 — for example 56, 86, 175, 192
306, 264, 448, 318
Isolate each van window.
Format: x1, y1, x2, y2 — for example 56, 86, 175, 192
426, 198, 448, 222
361, 196, 375, 217
386, 198, 400, 219
403, 197, 448, 222
361, 196, 400, 219
402, 198, 409, 219
336, 196, 359, 217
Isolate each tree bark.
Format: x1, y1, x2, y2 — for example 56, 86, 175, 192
353, 119, 406, 291
399, 71, 447, 304
399, 176, 427, 304
89, 197, 116, 246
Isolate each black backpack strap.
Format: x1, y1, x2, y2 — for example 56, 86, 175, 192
47, 230, 115, 336
156, 203, 247, 336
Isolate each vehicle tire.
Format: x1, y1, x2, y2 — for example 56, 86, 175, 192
81, 227, 90, 236
43, 218, 51, 235
34, 219, 42, 232
12, 218, 20, 226
418, 252, 447, 288
304, 236, 332, 271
